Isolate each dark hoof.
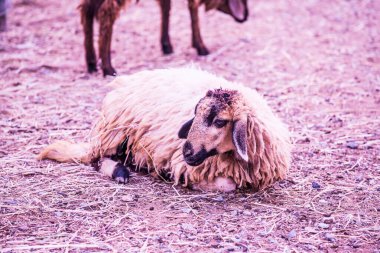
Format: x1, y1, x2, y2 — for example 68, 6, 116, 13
87, 63, 97, 73
112, 163, 130, 184
162, 43, 173, 55
90, 158, 101, 171
102, 67, 117, 77
196, 47, 210, 56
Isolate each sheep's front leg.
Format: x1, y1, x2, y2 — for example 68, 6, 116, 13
92, 158, 130, 183
80, 1, 97, 73
188, 0, 209, 55
98, 0, 119, 76
159, 0, 173, 54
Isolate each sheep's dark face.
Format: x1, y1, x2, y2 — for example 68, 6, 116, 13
178, 89, 248, 166
208, 0, 249, 23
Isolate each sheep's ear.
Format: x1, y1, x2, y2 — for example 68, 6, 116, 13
228, 0, 247, 21
178, 118, 194, 139
232, 119, 248, 162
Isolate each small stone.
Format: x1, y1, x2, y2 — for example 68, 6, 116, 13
18, 225, 29, 231
55, 211, 63, 217
242, 210, 251, 216
355, 174, 363, 182
149, 207, 154, 211
346, 141, 358, 149
305, 227, 315, 233
181, 223, 196, 233
213, 196, 225, 202
318, 199, 328, 204
325, 233, 336, 242
376, 187, 380, 192
323, 217, 335, 224
181, 208, 192, 214
121, 194, 134, 202
232, 235, 242, 243
258, 230, 268, 237
287, 229, 297, 239
318, 223, 330, 229
231, 210, 238, 216
312, 181, 321, 189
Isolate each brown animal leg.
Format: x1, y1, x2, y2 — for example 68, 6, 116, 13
0, 14, 5, 32
80, 1, 98, 73
98, 0, 119, 76
188, 0, 209, 56
159, 0, 173, 54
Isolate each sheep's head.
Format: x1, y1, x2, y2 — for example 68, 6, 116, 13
205, 0, 249, 23
178, 89, 248, 166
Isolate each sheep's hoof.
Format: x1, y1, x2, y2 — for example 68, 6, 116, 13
112, 163, 130, 184
162, 43, 173, 55
102, 67, 117, 77
195, 46, 210, 56
87, 63, 98, 73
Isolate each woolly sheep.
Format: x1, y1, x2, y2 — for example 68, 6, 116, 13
38, 68, 291, 192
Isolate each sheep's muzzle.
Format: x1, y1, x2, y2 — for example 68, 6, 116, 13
182, 141, 217, 166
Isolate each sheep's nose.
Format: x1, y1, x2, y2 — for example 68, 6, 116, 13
183, 141, 194, 158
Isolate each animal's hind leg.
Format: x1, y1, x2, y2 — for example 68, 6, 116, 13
98, 0, 119, 76
80, 0, 98, 73
92, 158, 130, 184
158, 0, 173, 54
188, 0, 209, 55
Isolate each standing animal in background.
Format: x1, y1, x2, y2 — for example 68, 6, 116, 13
160, 0, 249, 56
37, 68, 291, 192
79, 0, 249, 76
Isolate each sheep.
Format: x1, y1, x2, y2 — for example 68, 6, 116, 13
79, 0, 249, 76
37, 68, 291, 192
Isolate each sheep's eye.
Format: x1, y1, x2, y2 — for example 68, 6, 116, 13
214, 119, 228, 128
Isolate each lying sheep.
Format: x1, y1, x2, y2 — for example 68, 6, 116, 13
79, 0, 249, 76
38, 68, 291, 192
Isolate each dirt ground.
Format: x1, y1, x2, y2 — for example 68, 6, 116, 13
0, 0, 379, 252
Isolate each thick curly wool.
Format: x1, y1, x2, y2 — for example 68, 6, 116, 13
86, 68, 291, 190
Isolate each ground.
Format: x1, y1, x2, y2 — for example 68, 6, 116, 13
0, 0, 379, 252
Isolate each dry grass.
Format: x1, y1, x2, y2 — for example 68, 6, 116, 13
0, 0, 379, 252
